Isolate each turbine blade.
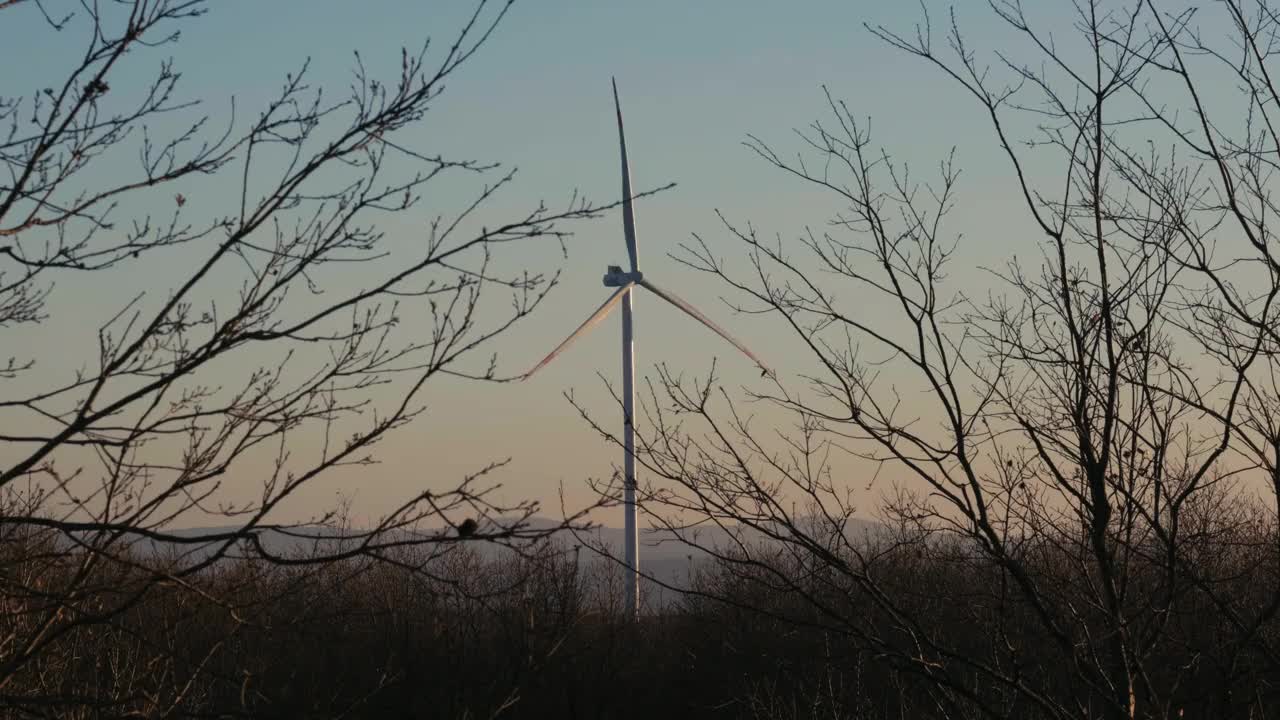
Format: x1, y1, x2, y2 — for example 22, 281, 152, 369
522, 283, 635, 379
612, 78, 640, 273
638, 278, 770, 373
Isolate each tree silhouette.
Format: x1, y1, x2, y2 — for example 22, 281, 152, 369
580, 2, 1280, 718
0, 0, 622, 714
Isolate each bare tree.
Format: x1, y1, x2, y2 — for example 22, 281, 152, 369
587, 1, 1280, 718
0, 0, 633, 715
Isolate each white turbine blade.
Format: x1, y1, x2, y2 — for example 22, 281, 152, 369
638, 278, 770, 373
612, 78, 639, 273
522, 283, 635, 379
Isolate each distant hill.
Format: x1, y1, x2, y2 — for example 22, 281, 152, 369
131, 516, 883, 608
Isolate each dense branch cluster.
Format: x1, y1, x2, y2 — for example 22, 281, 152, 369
0, 1, 613, 714
574, 1, 1280, 718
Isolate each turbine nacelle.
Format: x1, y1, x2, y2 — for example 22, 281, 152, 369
521, 80, 770, 382
603, 266, 643, 287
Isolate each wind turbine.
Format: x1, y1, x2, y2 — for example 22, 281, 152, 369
523, 79, 769, 618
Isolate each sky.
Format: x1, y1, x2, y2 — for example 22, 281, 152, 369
3, 0, 1191, 528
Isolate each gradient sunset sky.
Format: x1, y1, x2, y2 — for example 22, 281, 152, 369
3, 1, 1147, 526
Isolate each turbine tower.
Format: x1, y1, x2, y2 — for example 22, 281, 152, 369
523, 79, 768, 618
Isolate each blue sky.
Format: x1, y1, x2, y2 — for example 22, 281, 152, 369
2, 0, 1115, 524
